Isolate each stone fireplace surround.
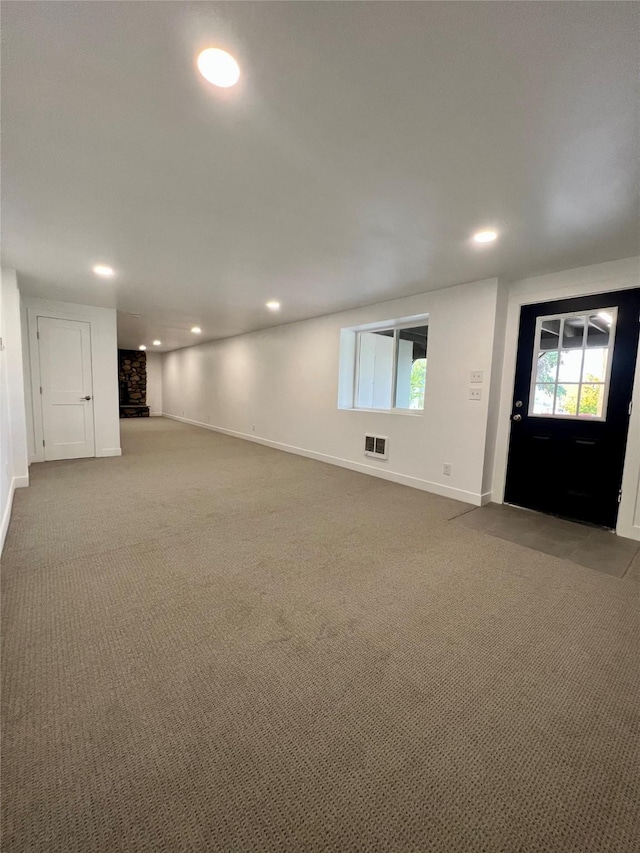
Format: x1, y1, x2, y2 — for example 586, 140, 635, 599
118, 350, 150, 418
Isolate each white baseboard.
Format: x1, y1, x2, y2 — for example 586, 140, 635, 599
617, 520, 640, 542
1, 477, 19, 554
161, 413, 483, 506
99, 447, 122, 457
150, 412, 162, 417
14, 474, 29, 489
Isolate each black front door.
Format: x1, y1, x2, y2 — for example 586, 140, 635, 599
504, 288, 640, 529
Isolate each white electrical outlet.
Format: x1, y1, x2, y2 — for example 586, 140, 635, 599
443, 463, 452, 476
469, 388, 482, 400
470, 370, 483, 383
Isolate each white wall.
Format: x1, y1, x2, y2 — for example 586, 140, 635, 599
24, 298, 121, 462
491, 257, 640, 540
162, 258, 640, 534
163, 279, 502, 504
1, 268, 29, 552
146, 351, 163, 415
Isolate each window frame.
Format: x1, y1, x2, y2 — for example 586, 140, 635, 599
352, 318, 429, 413
528, 307, 617, 421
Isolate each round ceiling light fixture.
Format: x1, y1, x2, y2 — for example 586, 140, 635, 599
139, 345, 147, 351
153, 340, 162, 346
92, 264, 115, 277
197, 48, 240, 88
191, 326, 202, 334
472, 230, 498, 244
266, 301, 280, 311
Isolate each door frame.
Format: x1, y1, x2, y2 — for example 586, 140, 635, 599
37, 315, 96, 461
28, 307, 97, 463
492, 258, 640, 540
25, 299, 121, 464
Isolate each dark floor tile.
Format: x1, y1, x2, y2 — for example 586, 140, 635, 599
568, 544, 633, 579
454, 502, 640, 579
504, 530, 578, 561
623, 551, 640, 583
537, 518, 594, 544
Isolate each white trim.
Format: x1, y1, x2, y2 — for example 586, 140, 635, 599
24, 298, 121, 462
349, 313, 430, 334
491, 257, 640, 540
0, 476, 26, 554
616, 340, 640, 541
0, 479, 16, 554
342, 407, 423, 417
27, 306, 97, 462
1, 475, 28, 554
162, 413, 482, 506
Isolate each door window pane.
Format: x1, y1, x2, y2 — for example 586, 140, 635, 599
536, 351, 558, 383
587, 313, 611, 347
533, 384, 555, 415
582, 348, 608, 383
562, 316, 585, 349
578, 384, 605, 418
540, 319, 561, 350
557, 349, 583, 383
554, 385, 579, 416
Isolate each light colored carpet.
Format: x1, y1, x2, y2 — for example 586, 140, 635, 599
2, 418, 639, 852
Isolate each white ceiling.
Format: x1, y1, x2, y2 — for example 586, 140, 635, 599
2, 1, 638, 351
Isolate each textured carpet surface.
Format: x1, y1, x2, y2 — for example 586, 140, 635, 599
2, 418, 639, 852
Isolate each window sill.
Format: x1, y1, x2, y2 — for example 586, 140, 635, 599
339, 407, 424, 416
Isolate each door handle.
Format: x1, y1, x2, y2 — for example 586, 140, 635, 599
512, 414, 522, 422
82, 395, 92, 401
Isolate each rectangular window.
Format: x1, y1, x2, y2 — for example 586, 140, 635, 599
529, 308, 616, 420
354, 322, 428, 411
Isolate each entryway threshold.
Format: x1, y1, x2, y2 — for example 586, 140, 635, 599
455, 502, 640, 580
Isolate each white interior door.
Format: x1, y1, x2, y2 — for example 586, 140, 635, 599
38, 316, 95, 460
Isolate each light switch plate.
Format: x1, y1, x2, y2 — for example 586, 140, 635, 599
470, 370, 483, 383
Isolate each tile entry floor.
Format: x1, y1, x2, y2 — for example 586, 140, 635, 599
455, 502, 640, 580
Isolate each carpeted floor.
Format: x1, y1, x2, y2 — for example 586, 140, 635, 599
2, 418, 639, 852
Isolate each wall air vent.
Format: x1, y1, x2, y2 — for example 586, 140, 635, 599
364, 434, 388, 460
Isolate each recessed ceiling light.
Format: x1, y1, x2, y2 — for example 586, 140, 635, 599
92, 264, 115, 277
266, 301, 280, 311
191, 326, 202, 334
473, 230, 498, 244
153, 340, 162, 346
139, 345, 147, 351
197, 48, 240, 88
